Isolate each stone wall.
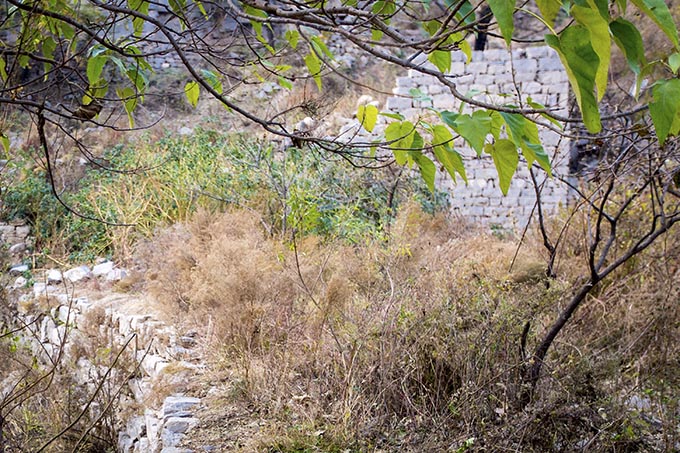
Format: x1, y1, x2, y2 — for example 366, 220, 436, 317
4, 264, 202, 453
385, 46, 573, 230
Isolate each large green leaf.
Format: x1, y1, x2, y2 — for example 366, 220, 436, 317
487, 0, 516, 45
285, 30, 299, 49
572, 4, 610, 100
304, 53, 322, 91
630, 0, 679, 48
610, 18, 646, 76
432, 125, 467, 183
357, 104, 378, 132
385, 121, 416, 165
42, 36, 56, 80
500, 112, 552, 175
486, 139, 519, 195
372, 0, 397, 16
545, 27, 601, 133
669, 53, 680, 74
536, 0, 563, 25
441, 110, 493, 155
128, 0, 149, 37
87, 55, 107, 86
117, 87, 137, 127
428, 50, 451, 73
649, 79, 680, 145
311, 36, 333, 59
201, 69, 223, 95
413, 152, 437, 192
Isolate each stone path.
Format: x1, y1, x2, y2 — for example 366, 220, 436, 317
5, 262, 206, 453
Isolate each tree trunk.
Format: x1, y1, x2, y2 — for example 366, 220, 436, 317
520, 279, 598, 405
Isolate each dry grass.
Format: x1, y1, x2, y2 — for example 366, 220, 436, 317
136, 202, 680, 451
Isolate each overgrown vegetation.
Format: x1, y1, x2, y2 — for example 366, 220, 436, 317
0, 130, 444, 262
144, 205, 679, 452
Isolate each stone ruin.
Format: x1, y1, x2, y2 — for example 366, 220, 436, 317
384, 46, 574, 231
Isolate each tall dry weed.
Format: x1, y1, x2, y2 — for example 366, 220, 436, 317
145, 205, 680, 451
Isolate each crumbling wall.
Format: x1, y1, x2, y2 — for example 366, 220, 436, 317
385, 46, 573, 230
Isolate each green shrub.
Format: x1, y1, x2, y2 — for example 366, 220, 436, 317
0, 131, 447, 261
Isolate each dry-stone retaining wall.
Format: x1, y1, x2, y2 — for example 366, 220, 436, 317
385, 47, 574, 230
5, 263, 203, 453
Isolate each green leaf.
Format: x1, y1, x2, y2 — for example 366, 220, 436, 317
42, 36, 56, 80
195, 0, 208, 19
372, 0, 397, 16
125, 45, 153, 71
610, 18, 646, 77
572, 4, 610, 100
500, 112, 552, 175
428, 50, 451, 73
536, 0, 563, 24
385, 121, 416, 165
486, 139, 519, 195
185, 81, 200, 108
1, 133, 10, 154
630, 0, 679, 48
423, 20, 440, 36
126, 68, 148, 99
167, 0, 186, 17
357, 104, 378, 132
128, 0, 149, 36
527, 97, 563, 129
371, 28, 384, 41
304, 53, 323, 91
244, 5, 269, 43
285, 30, 299, 49
457, 35, 472, 63
451, 0, 476, 26
87, 55, 107, 86
311, 36, 333, 59
545, 27, 601, 133
649, 79, 680, 145
413, 152, 437, 192
117, 87, 137, 128
0, 58, 7, 82
58, 22, 75, 40
487, 0, 516, 45
432, 125, 467, 183
277, 76, 292, 90
380, 112, 405, 120
201, 69, 223, 95
441, 110, 492, 155
669, 53, 680, 74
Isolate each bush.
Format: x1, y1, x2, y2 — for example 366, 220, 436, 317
156, 205, 680, 452
0, 131, 447, 262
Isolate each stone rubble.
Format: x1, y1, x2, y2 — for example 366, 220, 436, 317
5, 259, 205, 453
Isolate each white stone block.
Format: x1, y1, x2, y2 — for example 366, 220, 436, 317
526, 46, 553, 59
449, 61, 465, 75
64, 266, 93, 283
162, 396, 201, 417
9, 264, 29, 275
163, 417, 198, 434
46, 269, 63, 284
385, 96, 412, 111
92, 261, 114, 277
396, 76, 414, 88
539, 57, 563, 71
432, 94, 455, 110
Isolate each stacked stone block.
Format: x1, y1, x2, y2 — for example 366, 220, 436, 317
8, 274, 202, 453
385, 46, 573, 230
